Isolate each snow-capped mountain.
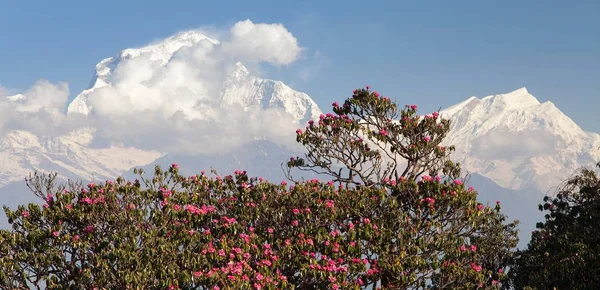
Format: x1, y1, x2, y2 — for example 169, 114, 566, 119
0, 29, 321, 190
441, 87, 600, 193
67, 31, 321, 125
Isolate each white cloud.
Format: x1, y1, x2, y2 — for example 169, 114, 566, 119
0, 80, 71, 135
0, 20, 308, 156
223, 19, 304, 66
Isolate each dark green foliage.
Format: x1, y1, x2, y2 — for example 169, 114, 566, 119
509, 164, 600, 289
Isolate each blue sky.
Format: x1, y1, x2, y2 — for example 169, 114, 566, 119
1, 0, 598, 131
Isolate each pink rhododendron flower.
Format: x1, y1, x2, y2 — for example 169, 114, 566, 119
470, 263, 482, 272
21, 211, 29, 218
80, 197, 93, 205
325, 200, 334, 208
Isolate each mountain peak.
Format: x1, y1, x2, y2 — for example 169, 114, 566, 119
480, 87, 540, 110
440, 88, 600, 192
119, 30, 219, 64
224, 62, 252, 84
509, 87, 529, 95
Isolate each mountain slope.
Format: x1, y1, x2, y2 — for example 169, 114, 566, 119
123, 139, 314, 184
467, 173, 545, 247
221, 63, 321, 125
0, 129, 162, 188
440, 87, 600, 193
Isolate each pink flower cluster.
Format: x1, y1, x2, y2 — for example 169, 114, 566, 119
185, 204, 216, 215
79, 196, 106, 205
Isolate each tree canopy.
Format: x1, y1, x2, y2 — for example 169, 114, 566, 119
509, 163, 600, 289
0, 86, 518, 289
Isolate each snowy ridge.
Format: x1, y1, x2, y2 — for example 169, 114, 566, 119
221, 63, 321, 124
440, 87, 600, 192
0, 130, 162, 188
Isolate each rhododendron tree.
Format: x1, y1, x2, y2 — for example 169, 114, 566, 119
287, 86, 460, 186
287, 86, 519, 288
0, 165, 514, 289
508, 163, 600, 289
